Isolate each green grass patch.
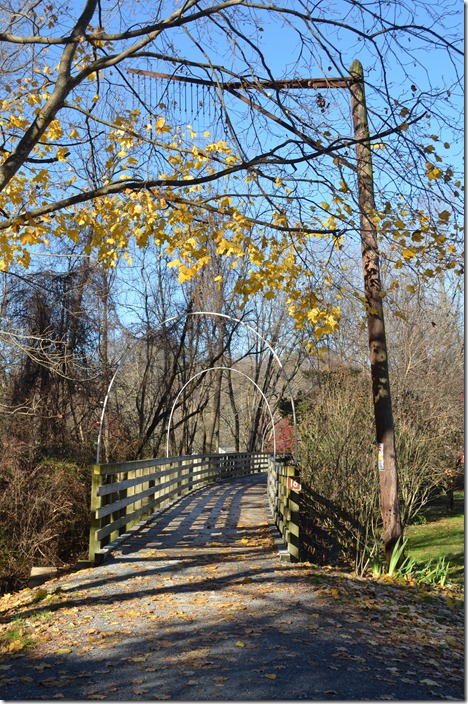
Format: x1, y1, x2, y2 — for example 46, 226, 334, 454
0, 609, 53, 655
0, 617, 36, 653
406, 491, 464, 585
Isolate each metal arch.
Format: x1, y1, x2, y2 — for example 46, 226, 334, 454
166, 366, 277, 459
96, 310, 298, 464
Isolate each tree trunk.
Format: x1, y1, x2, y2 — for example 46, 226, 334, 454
349, 59, 403, 566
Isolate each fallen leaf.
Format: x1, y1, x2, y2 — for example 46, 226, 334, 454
264, 673, 277, 680
235, 641, 246, 648
8, 640, 25, 652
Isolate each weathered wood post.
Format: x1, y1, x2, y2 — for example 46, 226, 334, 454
349, 59, 403, 565
284, 465, 301, 562
88, 465, 102, 563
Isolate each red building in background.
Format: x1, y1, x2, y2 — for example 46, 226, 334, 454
263, 415, 295, 457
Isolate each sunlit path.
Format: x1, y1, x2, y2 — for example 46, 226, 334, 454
0, 473, 463, 701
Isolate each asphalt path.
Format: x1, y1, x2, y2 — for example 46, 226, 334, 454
0, 473, 464, 701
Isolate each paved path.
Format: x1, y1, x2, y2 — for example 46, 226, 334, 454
0, 474, 464, 700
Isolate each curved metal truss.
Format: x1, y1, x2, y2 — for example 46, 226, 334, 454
166, 365, 278, 459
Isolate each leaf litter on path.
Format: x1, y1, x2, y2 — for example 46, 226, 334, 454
0, 474, 463, 700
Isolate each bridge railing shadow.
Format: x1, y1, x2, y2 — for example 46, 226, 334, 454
89, 452, 270, 564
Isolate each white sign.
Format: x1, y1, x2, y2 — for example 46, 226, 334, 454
378, 443, 384, 471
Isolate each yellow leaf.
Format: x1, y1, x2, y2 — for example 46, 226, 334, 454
20, 231, 40, 246
8, 640, 25, 652
264, 673, 277, 680
235, 641, 246, 648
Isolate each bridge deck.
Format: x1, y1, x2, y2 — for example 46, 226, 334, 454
114, 472, 270, 557
0, 473, 463, 700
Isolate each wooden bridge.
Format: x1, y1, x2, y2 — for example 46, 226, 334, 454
89, 451, 301, 565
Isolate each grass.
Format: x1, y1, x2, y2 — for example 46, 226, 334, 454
406, 490, 464, 586
0, 608, 53, 655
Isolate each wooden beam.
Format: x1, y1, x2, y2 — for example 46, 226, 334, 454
127, 68, 351, 91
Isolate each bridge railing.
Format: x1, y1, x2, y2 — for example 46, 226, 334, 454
267, 457, 301, 562
89, 451, 269, 563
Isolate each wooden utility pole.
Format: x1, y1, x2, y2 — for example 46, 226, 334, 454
349, 59, 403, 565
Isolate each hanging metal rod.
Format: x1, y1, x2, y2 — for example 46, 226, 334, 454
127, 68, 352, 91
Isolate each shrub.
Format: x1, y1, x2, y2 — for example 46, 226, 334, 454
0, 443, 90, 593
299, 368, 381, 574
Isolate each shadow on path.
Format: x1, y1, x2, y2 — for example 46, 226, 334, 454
0, 473, 464, 701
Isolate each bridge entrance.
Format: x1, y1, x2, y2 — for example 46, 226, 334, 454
89, 311, 301, 566
89, 449, 300, 566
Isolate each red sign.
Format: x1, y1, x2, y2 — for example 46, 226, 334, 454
287, 477, 301, 492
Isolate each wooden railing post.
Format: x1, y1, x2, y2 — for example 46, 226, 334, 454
285, 465, 301, 561
267, 458, 302, 562
88, 465, 103, 563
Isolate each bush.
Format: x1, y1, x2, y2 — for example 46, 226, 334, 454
0, 443, 90, 593
299, 368, 381, 574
